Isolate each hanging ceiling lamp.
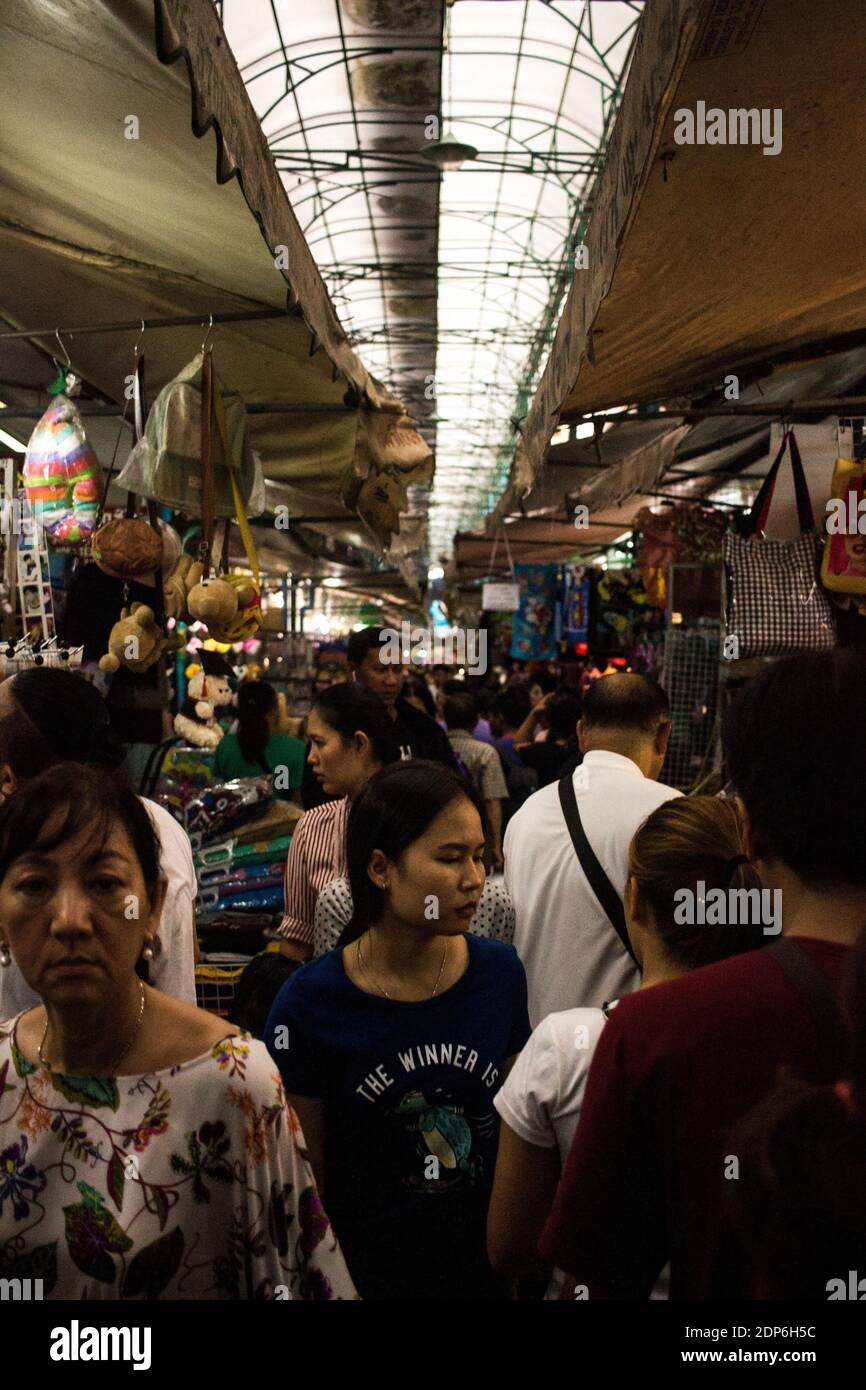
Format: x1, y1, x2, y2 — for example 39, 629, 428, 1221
421, 132, 478, 170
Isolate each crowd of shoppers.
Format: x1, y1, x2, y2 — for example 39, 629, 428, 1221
1, 633, 864, 1303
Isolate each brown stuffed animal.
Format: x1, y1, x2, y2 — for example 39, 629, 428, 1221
187, 576, 238, 631
163, 555, 205, 623
99, 602, 184, 675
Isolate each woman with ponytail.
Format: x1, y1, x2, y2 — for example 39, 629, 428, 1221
266, 760, 530, 1301
0, 668, 197, 1017
275, 683, 399, 962
488, 795, 765, 1289
214, 679, 305, 799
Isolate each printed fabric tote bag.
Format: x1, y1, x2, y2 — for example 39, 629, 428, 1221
723, 429, 836, 658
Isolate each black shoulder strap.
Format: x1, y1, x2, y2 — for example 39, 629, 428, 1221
766, 937, 847, 1059
558, 773, 638, 966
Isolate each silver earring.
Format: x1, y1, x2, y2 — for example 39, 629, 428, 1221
0, 941, 11, 968
141, 938, 155, 962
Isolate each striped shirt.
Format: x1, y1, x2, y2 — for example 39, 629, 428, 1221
278, 797, 349, 945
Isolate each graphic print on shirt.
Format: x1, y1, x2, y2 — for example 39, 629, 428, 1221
352, 1042, 501, 1193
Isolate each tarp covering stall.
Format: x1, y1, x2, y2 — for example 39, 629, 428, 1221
0, 0, 431, 554
508, 0, 866, 502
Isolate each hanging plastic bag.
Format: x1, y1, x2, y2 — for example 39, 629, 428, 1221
116, 351, 264, 517
23, 394, 100, 543
820, 454, 866, 595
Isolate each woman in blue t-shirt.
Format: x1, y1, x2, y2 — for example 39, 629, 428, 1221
265, 760, 531, 1301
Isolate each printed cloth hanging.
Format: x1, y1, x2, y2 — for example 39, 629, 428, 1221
510, 564, 559, 660
560, 565, 590, 644
23, 394, 100, 543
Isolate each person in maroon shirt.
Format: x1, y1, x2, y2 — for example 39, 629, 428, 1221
540, 648, 866, 1300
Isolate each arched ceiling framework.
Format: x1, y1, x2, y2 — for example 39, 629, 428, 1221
219, 0, 641, 566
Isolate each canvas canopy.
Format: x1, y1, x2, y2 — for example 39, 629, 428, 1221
0, 0, 430, 554
512, 0, 866, 498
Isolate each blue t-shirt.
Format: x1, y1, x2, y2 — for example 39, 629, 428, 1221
265, 934, 530, 1301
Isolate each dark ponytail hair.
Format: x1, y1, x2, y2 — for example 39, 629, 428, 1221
339, 760, 484, 946
311, 683, 400, 767
722, 933, 866, 1298
236, 680, 276, 770
0, 667, 126, 778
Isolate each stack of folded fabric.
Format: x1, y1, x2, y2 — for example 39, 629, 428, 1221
190, 792, 302, 917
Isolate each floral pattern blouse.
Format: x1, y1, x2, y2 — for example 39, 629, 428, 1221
0, 1020, 357, 1300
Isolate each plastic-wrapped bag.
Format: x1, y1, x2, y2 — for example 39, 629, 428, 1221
23, 394, 101, 542
116, 352, 264, 517
185, 777, 272, 843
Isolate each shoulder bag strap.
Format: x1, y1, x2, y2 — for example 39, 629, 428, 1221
743, 429, 814, 538
766, 937, 847, 1059
557, 772, 638, 966
200, 349, 215, 573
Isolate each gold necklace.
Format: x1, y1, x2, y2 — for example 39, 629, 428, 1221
356, 933, 448, 1001
38, 980, 146, 1075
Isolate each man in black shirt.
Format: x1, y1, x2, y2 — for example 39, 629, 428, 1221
347, 626, 460, 767
300, 626, 459, 808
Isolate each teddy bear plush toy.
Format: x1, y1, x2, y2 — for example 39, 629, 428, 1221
173, 653, 235, 748
163, 555, 205, 623
187, 573, 260, 642
98, 603, 184, 675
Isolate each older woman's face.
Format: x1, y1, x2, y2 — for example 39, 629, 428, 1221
0, 814, 163, 1005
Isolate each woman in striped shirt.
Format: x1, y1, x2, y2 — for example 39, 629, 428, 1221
276, 685, 399, 961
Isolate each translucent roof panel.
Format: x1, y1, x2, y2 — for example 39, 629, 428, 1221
218, 0, 642, 563
429, 0, 642, 559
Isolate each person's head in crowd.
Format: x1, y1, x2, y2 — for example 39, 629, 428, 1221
625, 796, 765, 977
346, 626, 404, 714
528, 670, 558, 706
723, 648, 866, 893
0, 763, 166, 1008
489, 688, 531, 740
578, 673, 671, 780
0, 668, 126, 799
545, 689, 583, 743
442, 692, 479, 734
229, 950, 300, 1038
402, 669, 436, 720
235, 680, 279, 768
340, 761, 486, 947
723, 929, 866, 1299
307, 683, 399, 801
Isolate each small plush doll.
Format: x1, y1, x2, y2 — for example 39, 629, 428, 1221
98, 603, 184, 675
174, 651, 235, 748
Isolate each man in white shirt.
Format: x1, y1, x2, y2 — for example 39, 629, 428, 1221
504, 673, 681, 1024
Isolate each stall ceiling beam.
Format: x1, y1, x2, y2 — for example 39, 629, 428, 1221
0, 308, 291, 342
562, 397, 866, 424
0, 402, 356, 419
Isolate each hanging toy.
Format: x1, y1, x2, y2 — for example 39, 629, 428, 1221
98, 602, 184, 675
174, 652, 234, 748
23, 394, 101, 544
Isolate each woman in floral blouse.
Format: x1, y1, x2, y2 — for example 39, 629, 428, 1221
0, 763, 356, 1300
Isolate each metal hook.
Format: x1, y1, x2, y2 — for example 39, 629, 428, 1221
54, 328, 71, 369
201, 314, 214, 352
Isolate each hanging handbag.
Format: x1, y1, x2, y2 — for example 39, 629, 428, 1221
115, 350, 264, 517
723, 429, 836, 658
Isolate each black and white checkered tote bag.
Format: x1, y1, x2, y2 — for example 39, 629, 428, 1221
723, 429, 836, 658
